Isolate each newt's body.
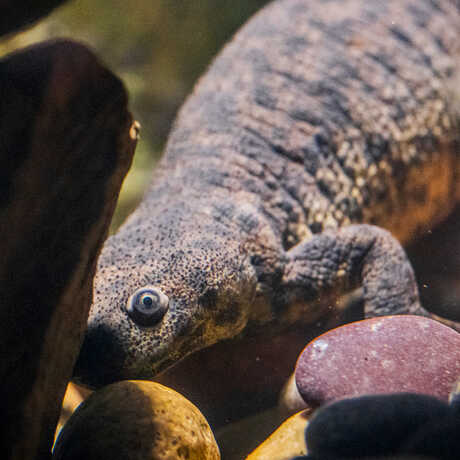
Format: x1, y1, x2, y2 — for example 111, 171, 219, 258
74, 0, 460, 388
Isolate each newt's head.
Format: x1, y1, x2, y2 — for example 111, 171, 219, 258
73, 202, 257, 388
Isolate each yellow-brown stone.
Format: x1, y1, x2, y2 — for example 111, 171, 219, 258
246, 410, 309, 460
53, 380, 220, 460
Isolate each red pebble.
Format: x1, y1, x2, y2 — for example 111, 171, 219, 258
295, 315, 460, 408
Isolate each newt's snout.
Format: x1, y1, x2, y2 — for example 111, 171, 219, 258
73, 323, 127, 388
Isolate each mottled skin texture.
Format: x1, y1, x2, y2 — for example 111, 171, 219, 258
74, 0, 460, 388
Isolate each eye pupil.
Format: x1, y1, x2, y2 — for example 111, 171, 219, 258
142, 296, 153, 307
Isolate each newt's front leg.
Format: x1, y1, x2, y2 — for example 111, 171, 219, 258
282, 224, 424, 319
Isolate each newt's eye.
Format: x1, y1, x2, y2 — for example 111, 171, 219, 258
127, 286, 169, 327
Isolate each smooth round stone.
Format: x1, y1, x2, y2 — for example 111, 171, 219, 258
245, 410, 309, 460
400, 412, 460, 458
52, 380, 220, 460
295, 315, 460, 408
305, 393, 451, 458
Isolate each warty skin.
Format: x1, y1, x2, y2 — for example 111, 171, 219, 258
74, 0, 460, 388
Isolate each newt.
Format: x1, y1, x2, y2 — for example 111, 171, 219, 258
74, 0, 460, 388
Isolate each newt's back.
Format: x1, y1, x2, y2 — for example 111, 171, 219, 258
164, 0, 460, 245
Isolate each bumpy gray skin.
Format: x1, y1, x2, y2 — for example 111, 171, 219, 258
74, 0, 460, 388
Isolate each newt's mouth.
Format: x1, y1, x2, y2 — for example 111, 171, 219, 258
73, 320, 179, 388
73, 323, 127, 389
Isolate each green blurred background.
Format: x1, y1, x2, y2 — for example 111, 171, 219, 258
0, 0, 270, 229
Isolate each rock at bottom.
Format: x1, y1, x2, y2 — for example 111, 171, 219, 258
246, 410, 309, 460
53, 380, 220, 460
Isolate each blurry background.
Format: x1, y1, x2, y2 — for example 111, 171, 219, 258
0, 0, 270, 229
